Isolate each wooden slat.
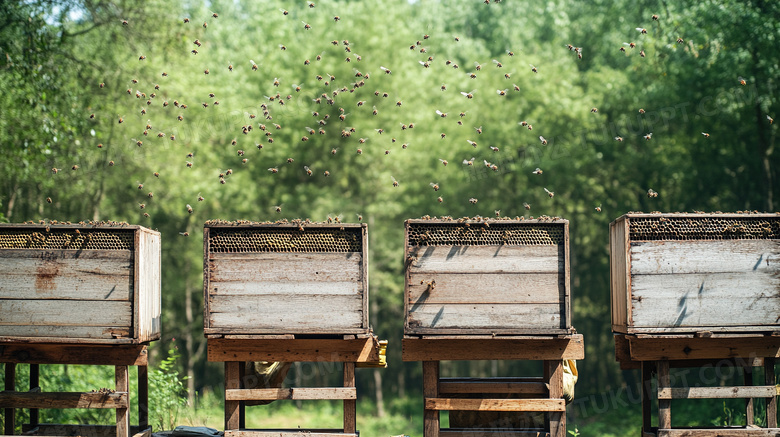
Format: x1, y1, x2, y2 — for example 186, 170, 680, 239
225, 387, 356, 401
225, 362, 240, 431
136, 228, 161, 344
426, 398, 565, 412
610, 217, 629, 333
657, 428, 780, 436
0, 391, 128, 409
408, 245, 562, 274
343, 362, 356, 434
209, 281, 361, 297
439, 378, 547, 395
440, 430, 547, 437
209, 252, 362, 282
546, 360, 565, 437
407, 273, 563, 304
21, 424, 151, 437
0, 300, 131, 327
631, 273, 780, 329
658, 360, 671, 430
116, 365, 129, 437
407, 303, 562, 332
630, 240, 780, 275
0, 344, 148, 366
224, 431, 358, 437
0, 325, 131, 341
207, 338, 379, 363
627, 337, 780, 361
657, 386, 777, 400
766, 357, 777, 428
423, 361, 440, 437
0, 250, 132, 301
208, 294, 363, 333
402, 336, 584, 362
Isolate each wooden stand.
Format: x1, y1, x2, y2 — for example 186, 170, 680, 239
208, 335, 383, 437
403, 335, 584, 437
0, 343, 150, 437
615, 334, 780, 437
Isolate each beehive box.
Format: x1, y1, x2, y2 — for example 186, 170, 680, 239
0, 224, 161, 344
404, 219, 572, 336
610, 213, 780, 334
203, 222, 369, 335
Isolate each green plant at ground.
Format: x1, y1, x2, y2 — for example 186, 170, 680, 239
148, 348, 190, 431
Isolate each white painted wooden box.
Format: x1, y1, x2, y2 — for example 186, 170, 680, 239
0, 224, 161, 344
610, 213, 780, 334
203, 223, 369, 336
404, 219, 572, 336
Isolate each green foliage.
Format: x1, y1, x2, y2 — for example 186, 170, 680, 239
148, 348, 190, 431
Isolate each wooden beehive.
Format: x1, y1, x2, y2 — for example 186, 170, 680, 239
203, 222, 369, 336
0, 224, 161, 344
404, 219, 572, 336
610, 213, 780, 334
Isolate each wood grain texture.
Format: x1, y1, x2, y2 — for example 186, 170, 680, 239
0, 325, 131, 341
766, 358, 777, 428
627, 336, 780, 361
136, 229, 161, 343
426, 398, 565, 412
657, 429, 780, 436
0, 343, 147, 366
343, 362, 356, 434
116, 365, 130, 437
630, 240, 780, 275
657, 360, 671, 430
225, 362, 240, 431
402, 336, 585, 361
407, 303, 562, 333
408, 245, 562, 274
224, 388, 356, 401
423, 361, 440, 437
209, 252, 362, 282
0, 300, 131, 327
0, 391, 128, 409
546, 360, 565, 437
657, 386, 777, 400
610, 217, 629, 333
407, 273, 563, 304
19, 424, 151, 437
207, 338, 379, 363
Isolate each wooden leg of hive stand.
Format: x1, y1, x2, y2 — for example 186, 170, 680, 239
765, 357, 777, 428
422, 361, 439, 437
744, 362, 754, 426
545, 360, 565, 437
343, 362, 356, 434
238, 362, 246, 430
657, 360, 671, 431
641, 361, 653, 434
29, 364, 39, 429
138, 365, 149, 430
225, 362, 240, 431
116, 365, 130, 437
4, 363, 16, 435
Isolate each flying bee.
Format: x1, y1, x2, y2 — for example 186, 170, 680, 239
197, 193, 204, 202
595, 204, 602, 212
147, 191, 153, 198
441, 133, 446, 138
396, 101, 403, 107
273, 205, 282, 213
469, 72, 477, 78
280, 8, 288, 14
302, 21, 311, 30
623, 42, 636, 49
676, 37, 684, 44
463, 157, 475, 165
154, 172, 160, 178
490, 146, 500, 152
591, 107, 598, 113
380, 66, 392, 74
402, 143, 409, 149
496, 89, 508, 96
430, 182, 440, 191
614, 136, 623, 142
250, 60, 258, 71
475, 126, 483, 134
640, 50, 646, 57
652, 14, 659, 20
193, 39, 201, 47
136, 182, 144, 190
530, 64, 538, 73
524, 202, 531, 210
186, 161, 193, 168
419, 60, 430, 68
183, 17, 190, 22
46, 197, 53, 204
438, 197, 443, 203
202, 22, 207, 28
639, 108, 646, 114
701, 132, 710, 138
533, 168, 543, 175
544, 188, 554, 198
768, 115, 774, 125
469, 198, 478, 204
647, 188, 658, 198
179, 232, 189, 237
436, 110, 448, 118
139, 203, 145, 209
191, 49, 198, 55
228, 63, 233, 71
135, 139, 143, 147
268, 167, 278, 173
157, 132, 164, 138
161, 72, 168, 76
356, 148, 363, 154
538, 136, 548, 145
505, 72, 512, 79
527, 124, 533, 130
308, 1, 315, 7
636, 27, 647, 34
392, 176, 399, 187
52, 167, 60, 174
212, 12, 218, 18
439, 159, 448, 166
738, 76, 747, 86
644, 132, 653, 140
619, 46, 626, 52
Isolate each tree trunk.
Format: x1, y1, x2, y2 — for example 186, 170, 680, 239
373, 369, 385, 417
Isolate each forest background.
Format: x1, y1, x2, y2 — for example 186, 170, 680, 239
0, 0, 778, 435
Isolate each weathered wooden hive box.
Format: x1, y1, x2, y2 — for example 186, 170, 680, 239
0, 223, 161, 344
610, 213, 780, 334
404, 219, 572, 336
203, 222, 369, 336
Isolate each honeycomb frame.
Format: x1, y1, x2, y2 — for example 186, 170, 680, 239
206, 223, 364, 253
406, 219, 567, 247
0, 225, 135, 251
625, 213, 780, 241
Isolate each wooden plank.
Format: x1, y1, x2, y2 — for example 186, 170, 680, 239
630, 240, 780, 275
203, 226, 211, 332
225, 387, 356, 401
0, 325, 131, 341
343, 362, 356, 434
225, 362, 240, 431
423, 361, 440, 437
209, 281, 362, 297
426, 398, 565, 412
408, 245, 562, 274
116, 365, 129, 437
207, 338, 379, 363
440, 430, 547, 437
563, 223, 571, 334
4, 362, 15, 435
407, 273, 563, 304
657, 386, 777, 399
614, 335, 640, 369
627, 337, 780, 361
546, 360, 565, 437
208, 294, 364, 333
766, 357, 777, 428
610, 217, 629, 333
402, 336, 584, 362
0, 250, 132, 301
631, 273, 780, 329
224, 431, 358, 437
439, 377, 547, 395
407, 303, 562, 332
136, 228, 161, 343
745, 364, 755, 426
361, 223, 369, 335
0, 391, 128, 409
209, 252, 362, 282
20, 424, 151, 437
0, 344, 148, 365
657, 429, 780, 436
0, 300, 132, 327
658, 360, 671, 430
